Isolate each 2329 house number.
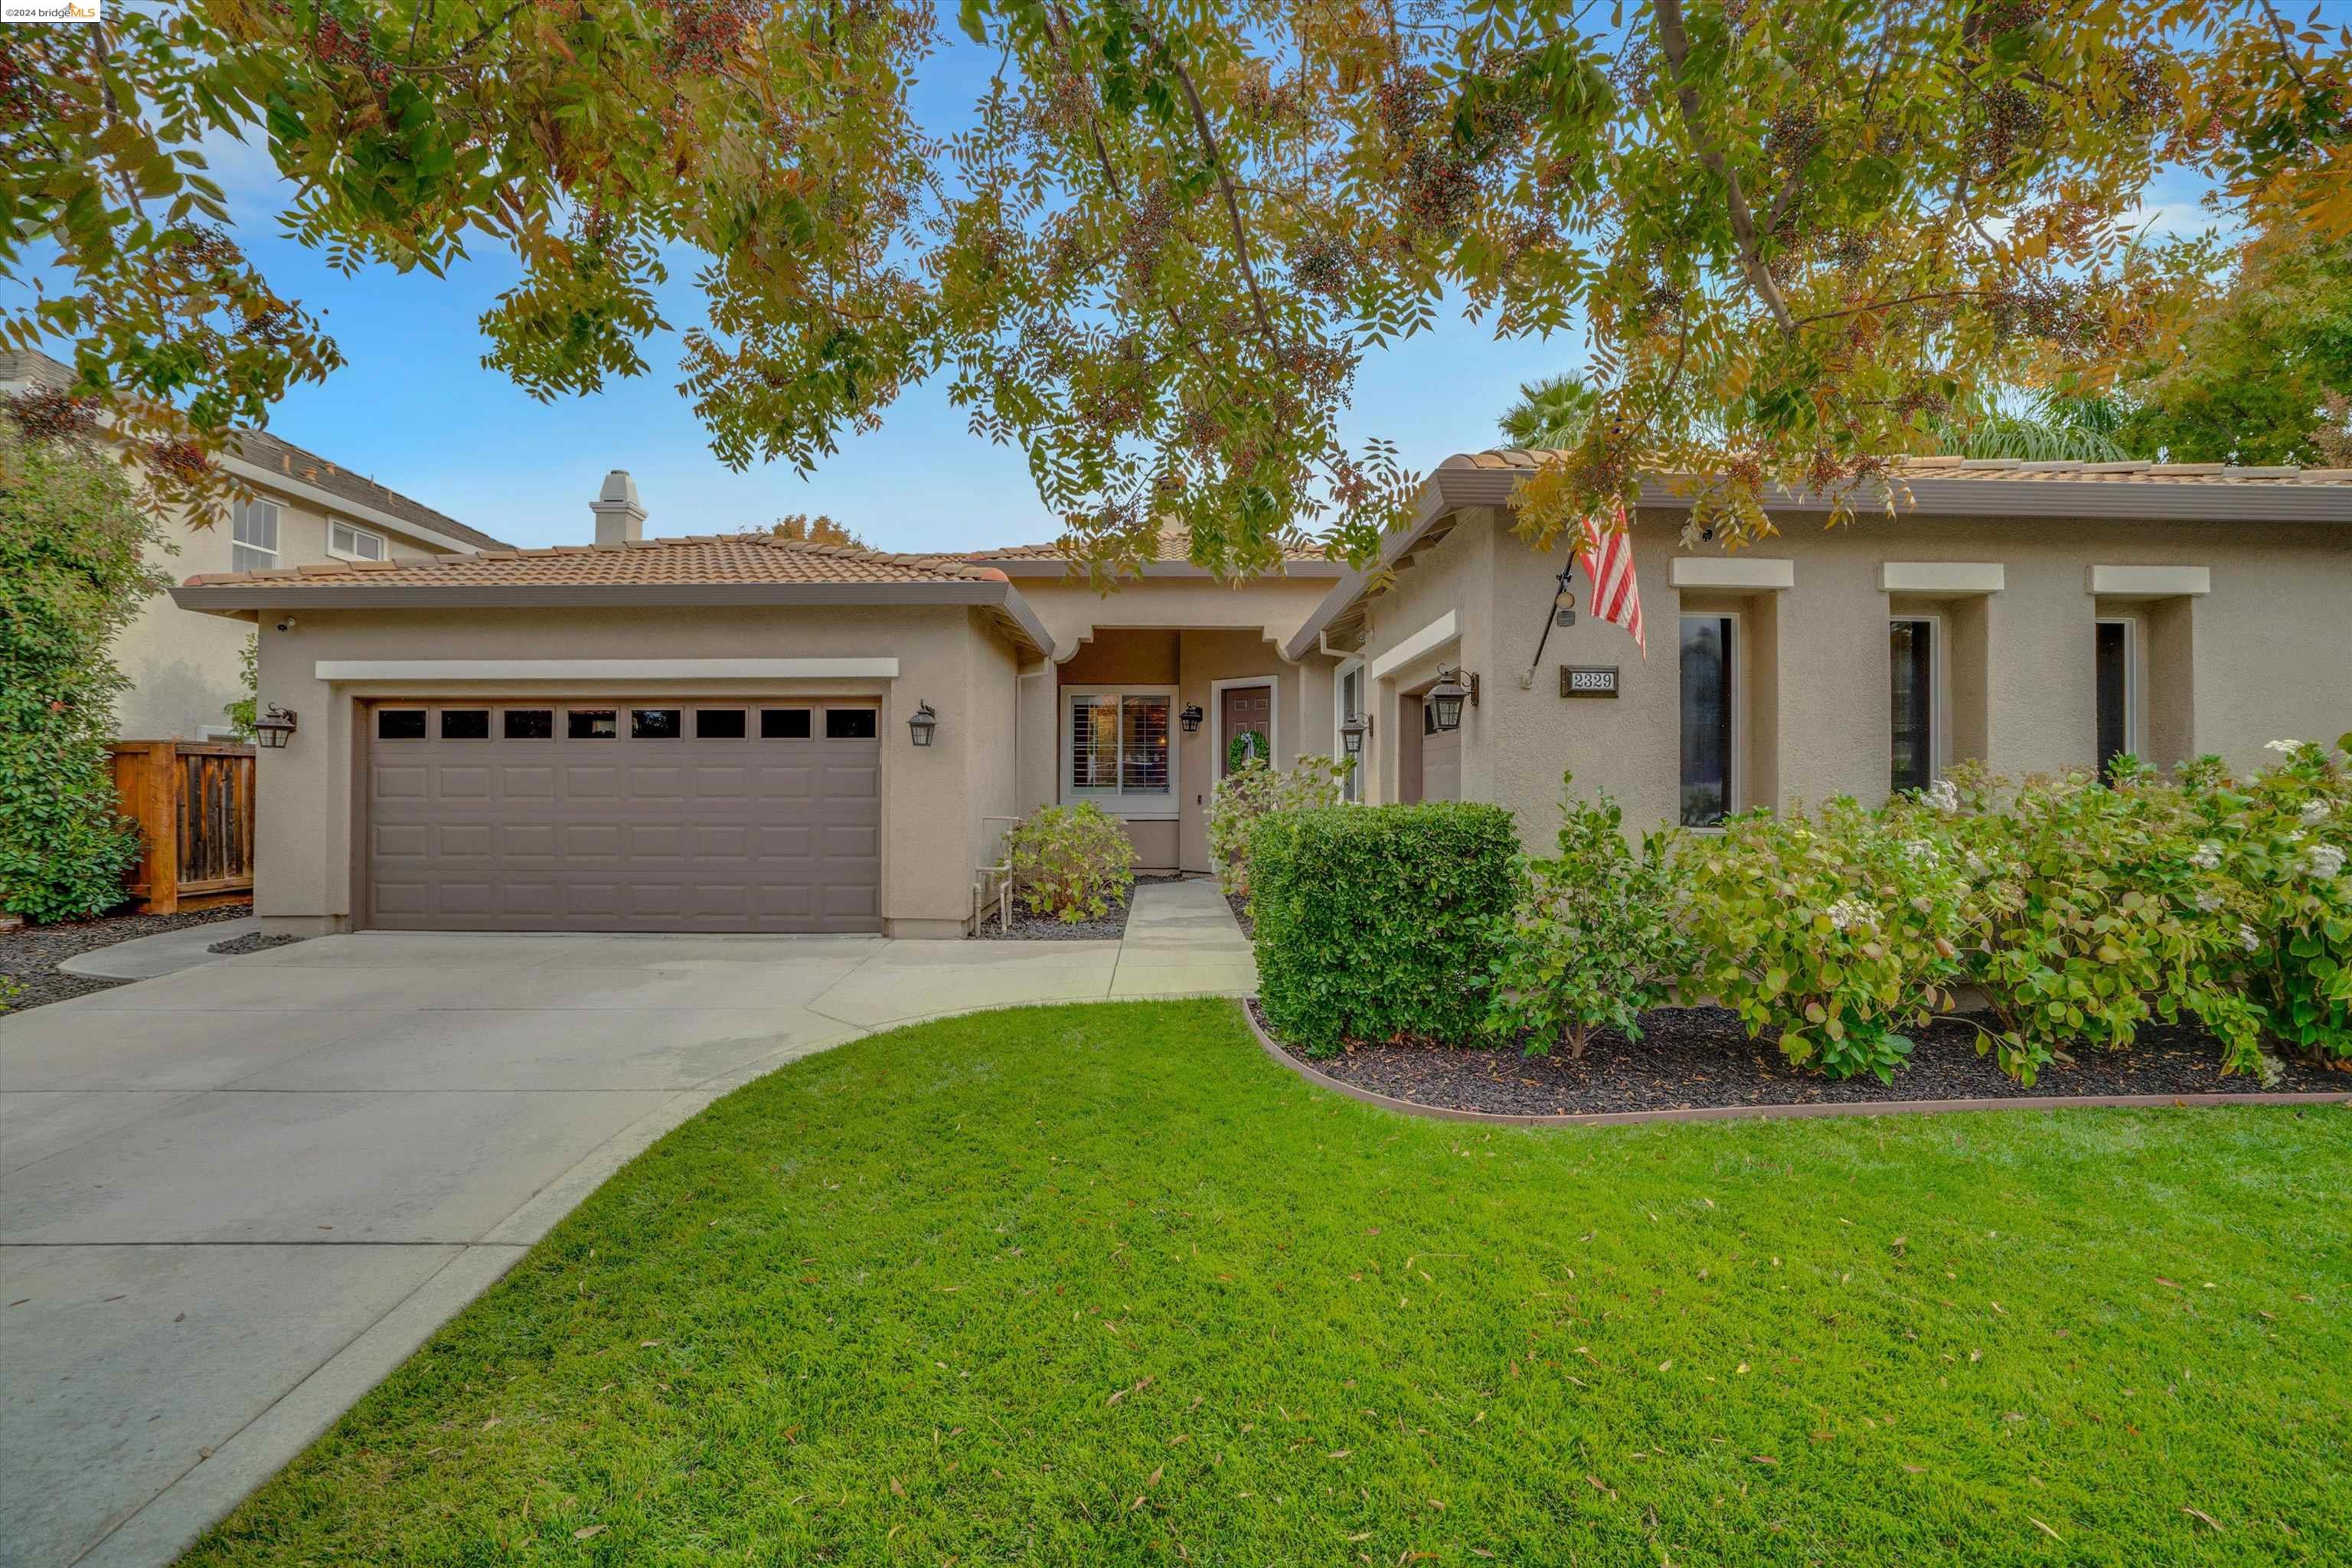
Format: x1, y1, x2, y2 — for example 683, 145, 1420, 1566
1560, 665, 1621, 697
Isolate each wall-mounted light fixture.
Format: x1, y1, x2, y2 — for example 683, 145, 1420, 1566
253, 705, 298, 749
1427, 668, 1478, 732
907, 701, 939, 747
1339, 711, 1370, 754
1179, 703, 1205, 734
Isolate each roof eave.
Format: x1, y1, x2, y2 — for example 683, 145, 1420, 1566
985, 558, 1348, 580
1282, 465, 2352, 663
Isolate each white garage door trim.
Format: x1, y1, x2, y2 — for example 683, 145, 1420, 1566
318, 658, 900, 681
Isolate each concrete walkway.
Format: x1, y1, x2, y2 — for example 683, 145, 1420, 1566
57, 918, 261, 982
0, 885, 1251, 1568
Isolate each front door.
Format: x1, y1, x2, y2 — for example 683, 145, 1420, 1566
1220, 684, 1272, 775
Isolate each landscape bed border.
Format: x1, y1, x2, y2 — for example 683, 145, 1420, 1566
1239, 1001, 2352, 1128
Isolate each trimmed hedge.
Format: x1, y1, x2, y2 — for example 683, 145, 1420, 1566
1253, 802, 1519, 1056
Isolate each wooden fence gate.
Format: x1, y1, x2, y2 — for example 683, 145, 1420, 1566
108, 740, 256, 913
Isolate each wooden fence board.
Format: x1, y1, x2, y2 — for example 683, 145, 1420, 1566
108, 741, 255, 913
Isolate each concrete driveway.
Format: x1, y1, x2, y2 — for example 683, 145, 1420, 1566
1, 882, 1253, 1567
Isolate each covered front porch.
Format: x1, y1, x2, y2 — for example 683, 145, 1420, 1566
1016, 626, 1336, 872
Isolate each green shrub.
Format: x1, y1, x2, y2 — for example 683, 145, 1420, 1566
2179, 738, 2352, 1063
1003, 803, 1138, 922
0, 417, 165, 923
1253, 802, 1518, 1057
1916, 763, 2267, 1083
1684, 799, 1969, 1083
1484, 772, 1692, 1057
1206, 753, 1352, 897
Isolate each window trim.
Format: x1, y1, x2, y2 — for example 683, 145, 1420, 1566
1677, 610, 1743, 831
1208, 675, 1282, 783
327, 518, 389, 563
1060, 684, 1180, 819
1333, 659, 1364, 803
232, 497, 281, 573
1888, 612, 1946, 797
2095, 615, 2139, 767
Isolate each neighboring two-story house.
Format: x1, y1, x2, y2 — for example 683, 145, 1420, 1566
2, 348, 511, 740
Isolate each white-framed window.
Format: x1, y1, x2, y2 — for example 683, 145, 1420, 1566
1679, 612, 1740, 828
1063, 687, 1176, 816
1334, 659, 1364, 802
2095, 616, 2136, 778
232, 498, 280, 573
1889, 616, 1942, 796
328, 519, 387, 561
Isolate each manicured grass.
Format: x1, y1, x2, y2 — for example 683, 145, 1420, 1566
185, 1001, 2351, 1566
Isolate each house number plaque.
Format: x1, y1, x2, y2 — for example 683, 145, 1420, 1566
1560, 664, 1621, 698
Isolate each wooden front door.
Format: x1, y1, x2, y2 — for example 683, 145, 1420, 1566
1220, 684, 1272, 775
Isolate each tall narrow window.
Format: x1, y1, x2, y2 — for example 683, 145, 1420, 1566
2095, 619, 2132, 777
1679, 615, 1735, 827
1066, 691, 1174, 810
232, 498, 280, 573
1890, 619, 1935, 795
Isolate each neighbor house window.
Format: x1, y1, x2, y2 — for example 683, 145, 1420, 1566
328, 520, 387, 561
1679, 614, 1736, 827
2095, 619, 2133, 777
1890, 618, 1936, 795
232, 498, 280, 573
1066, 690, 1174, 812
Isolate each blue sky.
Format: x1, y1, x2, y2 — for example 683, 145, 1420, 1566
19, 30, 2223, 556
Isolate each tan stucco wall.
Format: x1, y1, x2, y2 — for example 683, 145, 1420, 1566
248, 603, 1021, 937
1008, 576, 1338, 873
113, 476, 472, 740
1343, 506, 2351, 849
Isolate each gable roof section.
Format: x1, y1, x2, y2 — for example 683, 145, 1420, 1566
1284, 449, 2352, 661
172, 534, 1056, 657
973, 524, 1344, 577
0, 348, 511, 552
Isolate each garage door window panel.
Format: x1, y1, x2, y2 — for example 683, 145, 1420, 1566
825, 707, 878, 740
568, 709, 618, 740
632, 707, 684, 739
377, 708, 426, 740
440, 709, 492, 740
761, 707, 812, 739
697, 708, 747, 739
504, 709, 554, 740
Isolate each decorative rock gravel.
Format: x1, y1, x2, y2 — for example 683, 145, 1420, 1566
208, 932, 309, 956
1254, 999, 2350, 1117
972, 874, 1187, 941
0, 903, 254, 1013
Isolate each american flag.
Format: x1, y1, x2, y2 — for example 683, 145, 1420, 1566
1577, 505, 1645, 658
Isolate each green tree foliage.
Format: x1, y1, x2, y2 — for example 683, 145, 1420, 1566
0, 411, 168, 922
2113, 230, 2352, 465
768, 514, 871, 550
224, 631, 257, 741
1205, 753, 1351, 897
5, 4, 2347, 558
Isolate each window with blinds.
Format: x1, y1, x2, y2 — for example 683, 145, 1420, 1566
1067, 691, 1172, 806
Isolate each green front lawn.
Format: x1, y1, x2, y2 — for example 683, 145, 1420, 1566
187, 1001, 2351, 1566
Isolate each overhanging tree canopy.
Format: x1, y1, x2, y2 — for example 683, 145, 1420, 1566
5, 0, 2346, 567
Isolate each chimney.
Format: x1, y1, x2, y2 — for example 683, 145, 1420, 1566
590, 469, 646, 545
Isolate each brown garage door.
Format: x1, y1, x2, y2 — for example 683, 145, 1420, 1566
365, 701, 881, 933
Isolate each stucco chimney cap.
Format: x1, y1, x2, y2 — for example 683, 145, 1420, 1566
596, 469, 644, 511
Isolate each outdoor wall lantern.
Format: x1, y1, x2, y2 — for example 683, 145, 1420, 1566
1179, 703, 1205, 734
907, 701, 939, 747
1339, 711, 1370, 754
253, 705, 298, 749
1427, 669, 1478, 732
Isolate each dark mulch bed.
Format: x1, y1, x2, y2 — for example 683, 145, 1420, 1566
210, 931, 308, 956
1251, 999, 2350, 1117
0, 902, 254, 1013
1226, 891, 1253, 941
972, 874, 1189, 942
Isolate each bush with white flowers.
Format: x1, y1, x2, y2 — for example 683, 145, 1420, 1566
2177, 736, 2352, 1063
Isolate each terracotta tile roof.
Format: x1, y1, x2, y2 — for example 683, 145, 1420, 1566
973, 524, 1331, 564
183, 533, 1013, 589
1449, 449, 2352, 486
1, 347, 511, 550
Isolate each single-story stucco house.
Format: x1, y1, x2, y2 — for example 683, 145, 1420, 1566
172, 454, 2352, 937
